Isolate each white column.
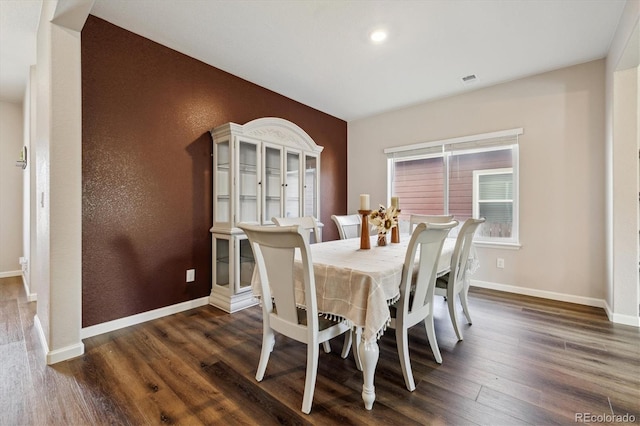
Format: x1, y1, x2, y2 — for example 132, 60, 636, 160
606, 0, 640, 327
34, 0, 93, 364
611, 66, 640, 325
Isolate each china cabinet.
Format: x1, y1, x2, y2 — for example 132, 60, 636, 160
209, 117, 323, 312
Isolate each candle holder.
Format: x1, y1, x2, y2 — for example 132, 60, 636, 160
391, 209, 401, 243
358, 210, 372, 250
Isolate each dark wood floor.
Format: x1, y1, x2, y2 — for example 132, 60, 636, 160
2, 275, 639, 425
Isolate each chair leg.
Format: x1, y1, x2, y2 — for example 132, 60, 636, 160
396, 327, 416, 391
460, 287, 473, 325
256, 328, 275, 381
447, 294, 464, 341
322, 341, 331, 353
352, 328, 362, 371
424, 315, 442, 364
301, 340, 320, 414
340, 330, 352, 359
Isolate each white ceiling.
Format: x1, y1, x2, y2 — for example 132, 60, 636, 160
0, 0, 627, 121
0, 0, 41, 103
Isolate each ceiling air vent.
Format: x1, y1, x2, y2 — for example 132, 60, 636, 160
461, 74, 478, 86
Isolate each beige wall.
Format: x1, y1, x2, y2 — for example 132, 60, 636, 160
0, 100, 23, 275
348, 59, 606, 304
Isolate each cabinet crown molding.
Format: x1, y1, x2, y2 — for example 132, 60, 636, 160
211, 117, 324, 153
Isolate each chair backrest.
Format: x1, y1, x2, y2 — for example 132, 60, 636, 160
331, 214, 361, 239
397, 221, 458, 324
272, 216, 321, 244
448, 218, 485, 292
409, 214, 455, 232
239, 224, 319, 342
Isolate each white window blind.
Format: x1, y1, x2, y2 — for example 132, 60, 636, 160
384, 128, 522, 159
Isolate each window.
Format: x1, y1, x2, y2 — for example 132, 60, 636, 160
386, 129, 521, 245
473, 168, 513, 239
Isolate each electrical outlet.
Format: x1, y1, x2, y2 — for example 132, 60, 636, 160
496, 258, 505, 269
186, 269, 195, 282
19, 257, 28, 273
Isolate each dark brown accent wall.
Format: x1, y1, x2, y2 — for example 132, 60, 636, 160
81, 16, 347, 327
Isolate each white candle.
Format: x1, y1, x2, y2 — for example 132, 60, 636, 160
391, 196, 399, 208
360, 194, 370, 210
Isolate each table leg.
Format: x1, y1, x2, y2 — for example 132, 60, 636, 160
358, 334, 379, 410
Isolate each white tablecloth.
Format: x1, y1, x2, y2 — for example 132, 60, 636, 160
252, 236, 457, 344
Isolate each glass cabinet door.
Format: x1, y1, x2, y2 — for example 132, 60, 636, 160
304, 154, 318, 218
285, 150, 301, 218
213, 236, 230, 291
215, 140, 230, 223
237, 139, 259, 224
263, 145, 282, 224
237, 237, 255, 293
211, 234, 256, 311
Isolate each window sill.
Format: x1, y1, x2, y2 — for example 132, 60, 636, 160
474, 241, 521, 250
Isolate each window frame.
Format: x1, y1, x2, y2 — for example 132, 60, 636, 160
472, 167, 518, 244
385, 128, 522, 247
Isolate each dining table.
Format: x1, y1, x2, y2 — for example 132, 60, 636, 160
251, 233, 471, 410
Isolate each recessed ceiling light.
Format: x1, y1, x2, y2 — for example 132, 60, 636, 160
370, 30, 388, 43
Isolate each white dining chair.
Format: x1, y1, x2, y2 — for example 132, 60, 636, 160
271, 215, 333, 353
239, 224, 350, 414
409, 214, 454, 232
272, 216, 321, 244
331, 214, 361, 239
388, 220, 458, 391
435, 218, 485, 341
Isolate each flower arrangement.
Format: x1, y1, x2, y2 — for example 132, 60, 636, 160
369, 205, 399, 235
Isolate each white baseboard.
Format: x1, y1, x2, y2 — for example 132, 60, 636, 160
610, 309, 640, 327
47, 342, 85, 365
34, 314, 50, 363
472, 280, 640, 328
610, 313, 640, 327
602, 298, 640, 327
81, 296, 210, 339
603, 298, 614, 322
471, 280, 640, 327
34, 314, 48, 356
34, 297, 212, 363
21, 273, 37, 302
0, 270, 22, 278
34, 314, 85, 364
471, 279, 606, 308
